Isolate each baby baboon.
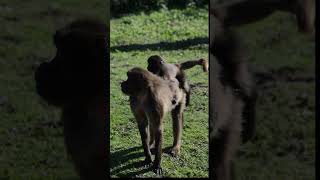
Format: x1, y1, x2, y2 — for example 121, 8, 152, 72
35, 19, 108, 179
121, 67, 186, 175
147, 55, 208, 106
210, 0, 315, 179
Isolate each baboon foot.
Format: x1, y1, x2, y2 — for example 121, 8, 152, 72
152, 164, 163, 175
169, 146, 181, 157
143, 157, 152, 168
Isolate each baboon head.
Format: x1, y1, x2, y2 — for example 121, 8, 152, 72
121, 68, 150, 96
147, 55, 165, 75
35, 19, 107, 106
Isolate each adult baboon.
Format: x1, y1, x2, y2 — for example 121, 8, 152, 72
121, 67, 186, 175
147, 55, 208, 106
210, 0, 315, 180
35, 19, 108, 179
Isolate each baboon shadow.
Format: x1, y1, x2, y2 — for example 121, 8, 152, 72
110, 146, 146, 177
110, 37, 208, 52
110, 146, 175, 177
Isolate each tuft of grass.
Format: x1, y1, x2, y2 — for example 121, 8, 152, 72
110, 8, 209, 178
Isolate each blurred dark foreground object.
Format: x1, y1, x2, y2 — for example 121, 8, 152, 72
35, 18, 108, 180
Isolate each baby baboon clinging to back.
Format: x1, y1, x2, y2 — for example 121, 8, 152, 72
147, 55, 208, 106
121, 67, 186, 175
35, 19, 108, 179
210, 0, 315, 180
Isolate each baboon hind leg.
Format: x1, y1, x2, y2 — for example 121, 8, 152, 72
150, 118, 164, 175
170, 103, 185, 157
242, 91, 257, 143
211, 99, 242, 180
133, 111, 152, 166
176, 71, 191, 107
184, 82, 191, 107
179, 59, 204, 70
149, 126, 155, 149
211, 128, 240, 180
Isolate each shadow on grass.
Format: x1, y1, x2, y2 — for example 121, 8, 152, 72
111, 37, 208, 52
110, 146, 147, 177
110, 146, 175, 177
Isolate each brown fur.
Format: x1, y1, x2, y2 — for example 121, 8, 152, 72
34, 19, 108, 180
210, 16, 257, 180
147, 55, 208, 106
210, 0, 315, 179
121, 67, 186, 175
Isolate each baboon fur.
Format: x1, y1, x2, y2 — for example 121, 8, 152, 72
35, 19, 108, 180
121, 67, 186, 175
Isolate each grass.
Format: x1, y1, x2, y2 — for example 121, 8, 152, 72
0, 0, 107, 179
110, 8, 209, 178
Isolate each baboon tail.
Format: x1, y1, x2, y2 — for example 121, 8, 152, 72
179, 59, 209, 72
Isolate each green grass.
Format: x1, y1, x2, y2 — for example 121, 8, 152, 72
0, 0, 107, 179
234, 12, 315, 180
110, 8, 209, 178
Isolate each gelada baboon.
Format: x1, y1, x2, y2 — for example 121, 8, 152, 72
121, 67, 186, 175
35, 19, 108, 179
210, 0, 315, 180
147, 55, 208, 106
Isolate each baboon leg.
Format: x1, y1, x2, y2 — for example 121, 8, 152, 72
149, 126, 155, 149
185, 91, 191, 107
176, 72, 191, 107
184, 83, 191, 107
134, 111, 152, 165
138, 122, 152, 165
148, 111, 163, 175
242, 91, 257, 143
179, 59, 203, 70
151, 116, 164, 175
294, 0, 315, 33
170, 103, 184, 156
209, 70, 243, 180
212, 127, 241, 180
